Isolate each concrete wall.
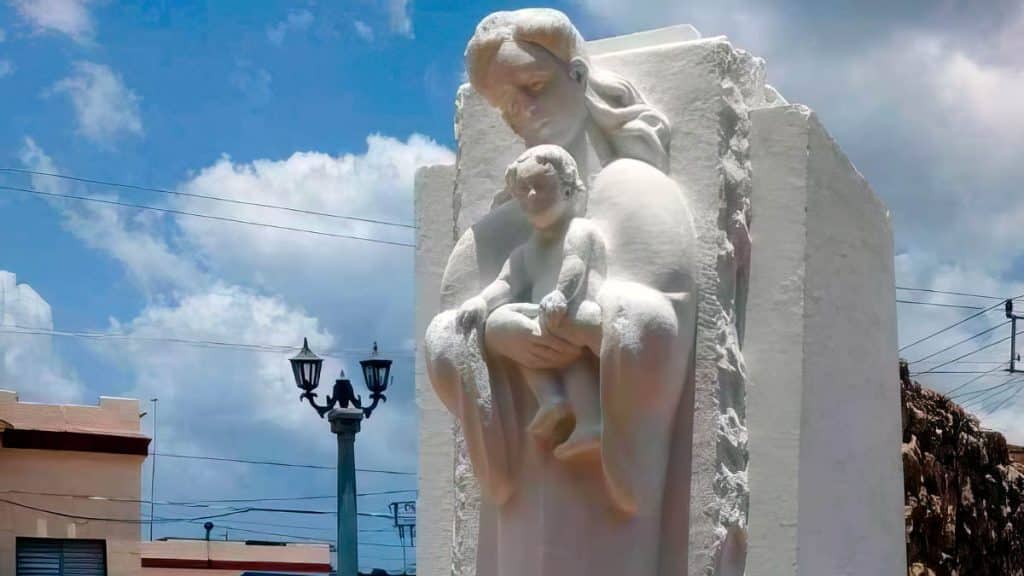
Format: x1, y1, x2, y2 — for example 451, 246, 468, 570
0, 391, 147, 575
744, 105, 905, 575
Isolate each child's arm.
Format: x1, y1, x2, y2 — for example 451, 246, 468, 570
540, 222, 607, 324
457, 251, 519, 331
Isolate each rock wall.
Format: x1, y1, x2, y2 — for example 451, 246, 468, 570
902, 361, 1024, 575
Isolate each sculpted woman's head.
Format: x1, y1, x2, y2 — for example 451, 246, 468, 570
465, 8, 672, 173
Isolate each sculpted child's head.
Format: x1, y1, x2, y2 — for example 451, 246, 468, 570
504, 144, 585, 230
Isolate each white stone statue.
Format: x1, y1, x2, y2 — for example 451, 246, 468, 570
424, 8, 698, 576
456, 144, 606, 461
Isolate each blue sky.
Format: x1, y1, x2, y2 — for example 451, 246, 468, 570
1, 0, 1023, 572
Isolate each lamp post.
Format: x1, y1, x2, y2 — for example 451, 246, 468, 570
290, 338, 392, 576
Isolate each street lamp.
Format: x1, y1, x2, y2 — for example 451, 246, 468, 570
290, 338, 393, 576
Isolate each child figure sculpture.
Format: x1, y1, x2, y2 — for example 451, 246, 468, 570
457, 145, 606, 462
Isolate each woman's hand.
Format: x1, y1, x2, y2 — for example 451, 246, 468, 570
484, 303, 582, 370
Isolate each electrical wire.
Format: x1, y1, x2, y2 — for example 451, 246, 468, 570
912, 330, 1021, 376
897, 300, 984, 310
908, 321, 1009, 365
151, 451, 415, 475
961, 378, 1024, 410
895, 287, 1005, 300
984, 384, 1024, 414
0, 498, 251, 524
0, 489, 416, 503
0, 184, 414, 248
899, 296, 1020, 352
0, 324, 416, 360
943, 364, 1007, 398
951, 375, 1023, 402
0, 167, 416, 230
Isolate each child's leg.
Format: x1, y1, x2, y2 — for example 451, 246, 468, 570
554, 354, 601, 462
522, 368, 572, 445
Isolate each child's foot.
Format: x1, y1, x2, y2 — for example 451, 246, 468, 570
553, 426, 601, 462
527, 402, 573, 445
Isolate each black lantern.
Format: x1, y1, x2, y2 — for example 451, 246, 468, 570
290, 338, 323, 392
358, 342, 392, 419
291, 338, 391, 419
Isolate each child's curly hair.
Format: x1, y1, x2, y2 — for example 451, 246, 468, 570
503, 144, 586, 202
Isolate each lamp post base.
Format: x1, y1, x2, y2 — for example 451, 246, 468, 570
330, 406, 364, 576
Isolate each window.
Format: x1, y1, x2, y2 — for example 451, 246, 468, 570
16, 538, 107, 576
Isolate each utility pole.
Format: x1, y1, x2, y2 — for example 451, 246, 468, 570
1007, 300, 1022, 373
388, 500, 416, 574
149, 398, 158, 541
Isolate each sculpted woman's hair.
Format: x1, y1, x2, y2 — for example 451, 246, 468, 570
465, 8, 672, 173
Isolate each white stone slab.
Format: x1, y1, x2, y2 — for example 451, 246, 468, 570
415, 164, 457, 576
745, 104, 905, 575
588, 24, 701, 56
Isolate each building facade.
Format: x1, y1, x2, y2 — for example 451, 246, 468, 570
0, 389, 149, 574
1, 390, 332, 575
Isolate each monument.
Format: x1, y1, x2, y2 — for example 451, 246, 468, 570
416, 9, 905, 576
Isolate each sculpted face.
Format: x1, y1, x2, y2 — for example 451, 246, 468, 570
481, 40, 589, 148
510, 159, 571, 229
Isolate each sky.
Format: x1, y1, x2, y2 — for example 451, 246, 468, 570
0, 0, 1022, 572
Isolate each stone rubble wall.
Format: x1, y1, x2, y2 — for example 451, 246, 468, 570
902, 362, 1024, 576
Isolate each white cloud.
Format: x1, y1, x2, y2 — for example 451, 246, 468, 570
354, 20, 375, 42
389, 0, 413, 38
10, 0, 95, 43
51, 61, 143, 145
936, 50, 1024, 140
173, 134, 452, 305
101, 284, 336, 433
266, 8, 315, 45
19, 138, 202, 295
0, 60, 13, 79
0, 271, 83, 403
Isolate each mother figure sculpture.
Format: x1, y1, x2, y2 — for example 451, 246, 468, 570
425, 9, 699, 576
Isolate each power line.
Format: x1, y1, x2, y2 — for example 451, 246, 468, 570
951, 375, 1022, 402
899, 299, 1011, 352
943, 364, 1007, 398
960, 377, 1024, 409
897, 300, 984, 311
908, 321, 1010, 364
151, 451, 415, 475
984, 384, 1024, 414
0, 324, 416, 360
896, 286, 1005, 300
914, 370, 996, 374
0, 184, 414, 248
917, 360, 1007, 365
969, 381, 1022, 412
0, 167, 416, 230
187, 489, 417, 503
0, 489, 415, 504
0, 498, 250, 524
913, 330, 1021, 376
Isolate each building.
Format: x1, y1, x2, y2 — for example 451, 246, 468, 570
0, 390, 332, 575
0, 389, 149, 574
141, 539, 332, 574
